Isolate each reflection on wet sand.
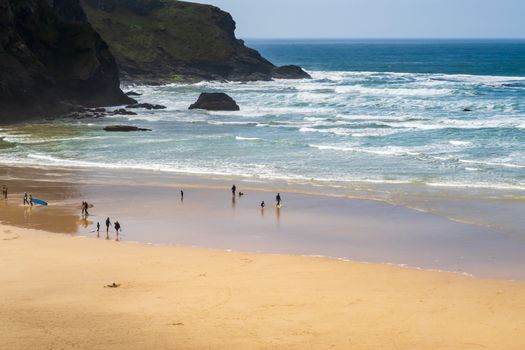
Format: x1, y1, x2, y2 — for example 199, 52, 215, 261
3, 165, 525, 280
0, 173, 79, 234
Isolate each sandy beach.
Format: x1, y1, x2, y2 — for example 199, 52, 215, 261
1, 224, 524, 349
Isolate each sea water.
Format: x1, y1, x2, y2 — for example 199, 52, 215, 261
1, 40, 524, 220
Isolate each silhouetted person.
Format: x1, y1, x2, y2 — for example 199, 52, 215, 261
29, 194, 33, 207
114, 221, 121, 241
261, 201, 265, 209
2, 185, 7, 199
231, 184, 236, 196
96, 222, 100, 238
106, 218, 111, 233
181, 190, 184, 201
23, 192, 29, 205
81, 201, 86, 216
276, 193, 282, 207
84, 202, 89, 216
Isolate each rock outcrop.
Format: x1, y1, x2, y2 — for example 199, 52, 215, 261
81, 0, 310, 83
272, 65, 312, 80
104, 125, 152, 132
189, 93, 240, 111
0, 0, 133, 121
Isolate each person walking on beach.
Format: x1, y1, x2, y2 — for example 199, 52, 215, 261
114, 221, 121, 241
29, 194, 33, 207
96, 222, 100, 238
81, 201, 85, 216
231, 184, 236, 196
105, 217, 111, 239
261, 201, 265, 209
84, 202, 89, 216
181, 190, 184, 201
276, 193, 282, 207
2, 185, 7, 199
23, 192, 29, 205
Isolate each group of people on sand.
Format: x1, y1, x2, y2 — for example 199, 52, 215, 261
23, 192, 33, 206
231, 184, 283, 209
80, 201, 122, 241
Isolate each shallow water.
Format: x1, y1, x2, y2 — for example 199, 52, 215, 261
0, 39, 524, 235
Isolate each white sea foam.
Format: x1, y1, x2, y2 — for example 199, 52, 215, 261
235, 136, 261, 141
449, 140, 473, 147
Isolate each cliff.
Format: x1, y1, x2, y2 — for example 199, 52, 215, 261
81, 0, 310, 83
0, 0, 132, 121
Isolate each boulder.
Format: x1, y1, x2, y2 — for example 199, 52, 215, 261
189, 93, 240, 111
126, 103, 167, 110
125, 91, 142, 96
272, 65, 312, 80
103, 125, 152, 132
113, 109, 138, 115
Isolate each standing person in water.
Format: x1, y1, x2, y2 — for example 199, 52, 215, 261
261, 201, 265, 209
2, 185, 7, 199
23, 192, 29, 205
96, 222, 100, 238
180, 190, 184, 201
231, 184, 236, 196
276, 193, 282, 207
29, 194, 33, 207
84, 202, 89, 216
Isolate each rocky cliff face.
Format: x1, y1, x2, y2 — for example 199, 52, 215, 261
0, 0, 132, 121
81, 0, 310, 83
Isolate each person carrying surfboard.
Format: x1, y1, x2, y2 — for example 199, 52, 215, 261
29, 194, 33, 207
23, 192, 28, 205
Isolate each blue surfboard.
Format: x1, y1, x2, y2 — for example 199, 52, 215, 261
32, 198, 48, 206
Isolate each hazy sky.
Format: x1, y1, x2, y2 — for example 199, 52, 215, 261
191, 0, 525, 39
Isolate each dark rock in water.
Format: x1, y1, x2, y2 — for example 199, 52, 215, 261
125, 91, 142, 96
113, 109, 138, 115
81, 0, 309, 84
126, 103, 167, 110
0, 0, 134, 121
272, 65, 312, 80
103, 125, 152, 132
463, 108, 473, 112
189, 93, 240, 111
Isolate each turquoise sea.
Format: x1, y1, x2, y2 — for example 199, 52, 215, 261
1, 39, 524, 196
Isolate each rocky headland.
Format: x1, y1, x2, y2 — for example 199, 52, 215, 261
81, 0, 311, 84
1, 0, 311, 121
0, 0, 133, 121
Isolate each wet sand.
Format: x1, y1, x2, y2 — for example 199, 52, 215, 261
1, 225, 525, 350
1, 165, 525, 279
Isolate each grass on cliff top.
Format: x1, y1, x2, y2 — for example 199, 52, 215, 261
83, 1, 236, 65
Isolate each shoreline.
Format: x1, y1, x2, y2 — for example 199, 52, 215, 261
2, 223, 525, 349
2, 165, 525, 280
1, 162, 524, 236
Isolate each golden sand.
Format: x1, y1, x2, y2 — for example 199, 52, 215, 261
1, 224, 524, 350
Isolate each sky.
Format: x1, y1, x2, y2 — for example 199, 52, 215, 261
191, 0, 525, 39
